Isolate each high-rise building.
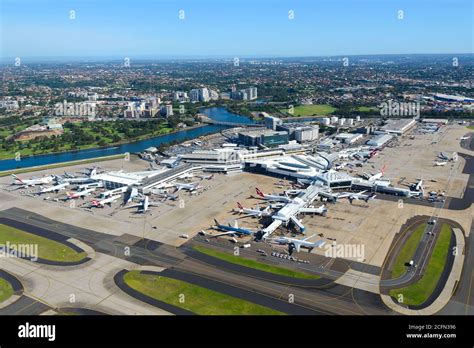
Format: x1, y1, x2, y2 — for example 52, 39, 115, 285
189, 88, 210, 102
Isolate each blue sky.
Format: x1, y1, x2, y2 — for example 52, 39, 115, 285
1, 0, 472, 58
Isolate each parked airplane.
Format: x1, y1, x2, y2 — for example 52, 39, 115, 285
362, 164, 386, 182
459, 136, 470, 140
126, 195, 159, 213
433, 161, 447, 166
173, 182, 201, 192
271, 234, 326, 254
64, 188, 96, 200
337, 191, 376, 204
197, 174, 214, 180
438, 152, 449, 161
255, 188, 292, 203
211, 219, 253, 237
11, 174, 55, 187
234, 202, 272, 217
37, 182, 70, 194
75, 181, 103, 190
123, 186, 139, 205
90, 195, 121, 208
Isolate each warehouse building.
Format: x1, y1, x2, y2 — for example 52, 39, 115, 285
366, 133, 393, 147
277, 123, 319, 143
381, 118, 416, 135
238, 129, 289, 147
334, 133, 363, 144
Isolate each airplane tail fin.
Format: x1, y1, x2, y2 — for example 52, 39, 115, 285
11, 174, 23, 183
380, 164, 386, 175
237, 202, 243, 210
213, 218, 220, 226
255, 188, 264, 197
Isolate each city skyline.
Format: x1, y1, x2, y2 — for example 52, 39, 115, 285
1, 0, 473, 59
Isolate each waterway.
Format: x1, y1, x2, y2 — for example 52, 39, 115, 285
0, 107, 251, 171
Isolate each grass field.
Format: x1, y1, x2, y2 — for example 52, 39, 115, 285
193, 245, 320, 279
467, 126, 474, 130
390, 223, 452, 306
123, 270, 283, 315
0, 224, 87, 263
357, 106, 379, 112
391, 223, 427, 279
279, 104, 337, 116
0, 278, 14, 303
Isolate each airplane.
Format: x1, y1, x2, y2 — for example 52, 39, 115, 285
368, 149, 379, 159
270, 234, 326, 254
298, 204, 328, 216
173, 182, 201, 192
438, 152, 449, 161
408, 178, 427, 194
11, 174, 55, 187
459, 136, 470, 140
211, 218, 254, 237
197, 174, 214, 181
433, 161, 447, 167
255, 188, 293, 203
336, 191, 376, 204
64, 188, 96, 200
37, 182, 70, 194
234, 202, 272, 217
62, 171, 77, 179
123, 186, 139, 205
75, 181, 103, 190
90, 195, 121, 208
126, 195, 159, 213
362, 164, 386, 182
178, 172, 194, 180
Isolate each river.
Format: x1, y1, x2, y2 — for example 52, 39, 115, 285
0, 107, 251, 171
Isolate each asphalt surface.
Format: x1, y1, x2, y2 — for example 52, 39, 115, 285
0, 295, 51, 315
0, 207, 393, 315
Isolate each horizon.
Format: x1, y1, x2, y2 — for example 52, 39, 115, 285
1, 0, 473, 59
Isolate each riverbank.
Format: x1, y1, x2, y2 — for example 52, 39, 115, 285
0, 154, 126, 177
0, 123, 207, 161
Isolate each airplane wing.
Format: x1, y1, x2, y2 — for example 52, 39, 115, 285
312, 240, 326, 248
210, 231, 237, 238
124, 203, 142, 209
299, 207, 323, 213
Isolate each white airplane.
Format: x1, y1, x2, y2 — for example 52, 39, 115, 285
337, 191, 376, 204
298, 204, 328, 216
123, 186, 139, 204
255, 188, 292, 203
173, 182, 201, 192
270, 234, 326, 254
76, 181, 103, 190
433, 161, 447, 166
38, 182, 70, 194
90, 195, 121, 208
459, 136, 470, 140
363, 164, 386, 182
197, 174, 214, 180
178, 172, 194, 180
234, 202, 272, 217
126, 195, 159, 213
65, 188, 96, 200
11, 174, 55, 187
